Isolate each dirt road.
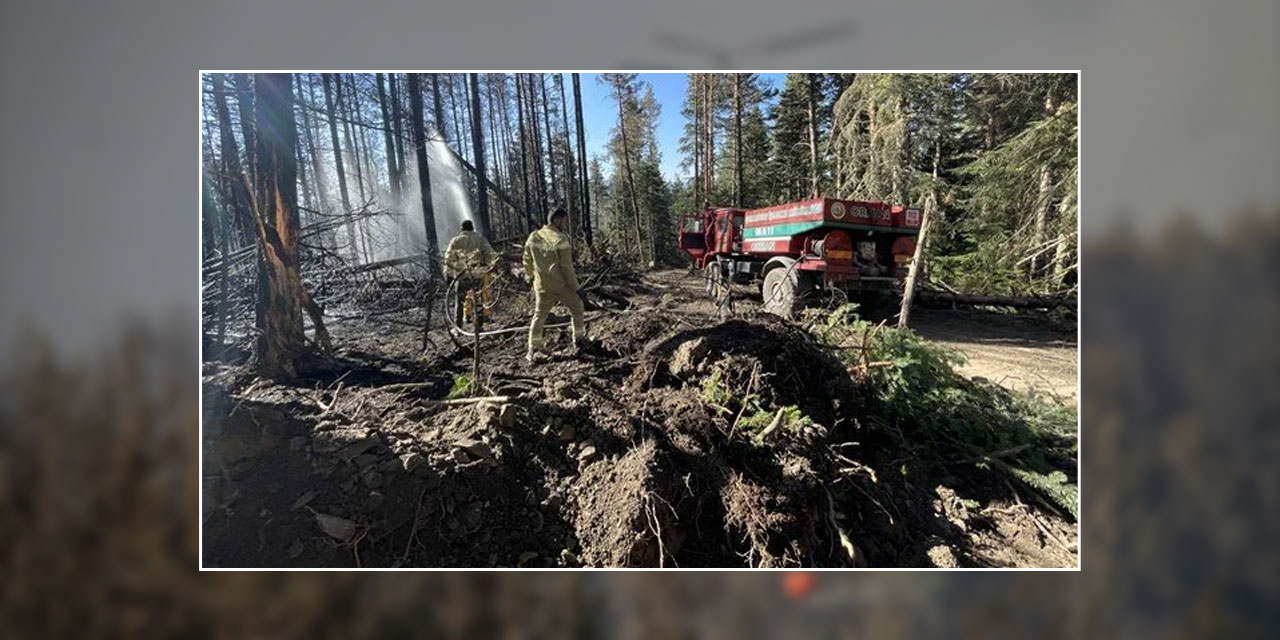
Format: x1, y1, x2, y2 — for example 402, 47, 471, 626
911, 307, 1078, 404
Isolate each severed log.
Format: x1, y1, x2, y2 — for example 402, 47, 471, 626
918, 290, 1076, 310
349, 253, 432, 273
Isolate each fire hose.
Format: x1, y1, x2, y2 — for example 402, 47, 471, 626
444, 275, 614, 339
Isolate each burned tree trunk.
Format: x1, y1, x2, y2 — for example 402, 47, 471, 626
247, 73, 331, 378
527, 75, 548, 214
539, 74, 558, 210
468, 73, 491, 238
431, 74, 447, 139
515, 76, 534, 230
321, 74, 359, 263
572, 73, 593, 246
409, 74, 440, 260
377, 73, 401, 202
390, 73, 406, 195
213, 74, 253, 248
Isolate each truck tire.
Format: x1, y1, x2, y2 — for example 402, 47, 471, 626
762, 266, 805, 319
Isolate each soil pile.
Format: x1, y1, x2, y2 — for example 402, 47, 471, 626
202, 270, 1077, 568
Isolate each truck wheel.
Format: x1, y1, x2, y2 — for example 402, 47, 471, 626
704, 262, 727, 299
762, 267, 805, 318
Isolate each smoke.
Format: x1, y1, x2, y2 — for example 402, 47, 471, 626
355, 127, 476, 265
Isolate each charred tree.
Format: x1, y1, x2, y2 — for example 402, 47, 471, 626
377, 73, 401, 202
539, 74, 559, 211
298, 75, 328, 215
468, 73, 491, 237
572, 73, 593, 245
321, 75, 352, 212
448, 75, 464, 156
234, 74, 256, 183
213, 74, 253, 248
515, 75, 533, 229
336, 75, 366, 205
431, 74, 447, 140
408, 74, 440, 261
556, 73, 577, 234
246, 73, 331, 378
389, 74, 406, 194
526, 75, 548, 214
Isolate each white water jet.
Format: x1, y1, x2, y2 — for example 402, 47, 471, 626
356, 127, 476, 266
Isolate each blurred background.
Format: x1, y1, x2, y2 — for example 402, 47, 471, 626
2, 0, 1277, 636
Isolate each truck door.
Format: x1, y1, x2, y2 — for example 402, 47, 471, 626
677, 212, 707, 260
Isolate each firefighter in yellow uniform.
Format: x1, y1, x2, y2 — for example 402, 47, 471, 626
523, 208, 586, 362
444, 220, 495, 325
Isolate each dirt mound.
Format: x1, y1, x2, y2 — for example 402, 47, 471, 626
637, 314, 857, 426
204, 283, 1076, 568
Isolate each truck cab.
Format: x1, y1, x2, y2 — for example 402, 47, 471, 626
678, 206, 745, 269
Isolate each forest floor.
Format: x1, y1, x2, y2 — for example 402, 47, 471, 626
201, 267, 1078, 568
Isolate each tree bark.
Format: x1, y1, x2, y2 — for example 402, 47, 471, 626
336, 75, 365, 204
431, 74, 447, 140
377, 73, 401, 202
484, 75, 507, 237
696, 74, 706, 204
292, 75, 314, 217
705, 74, 715, 202
1032, 91, 1062, 284
321, 75, 352, 218
515, 76, 533, 229
899, 126, 942, 329
234, 74, 256, 185
213, 74, 253, 248
734, 74, 743, 206
807, 74, 819, 198
408, 74, 440, 261
557, 74, 576, 232
527, 75, 548, 214
299, 75, 327, 214
203, 177, 229, 351
572, 73, 593, 246
539, 74, 559, 211
611, 78, 644, 264
247, 73, 330, 378
897, 197, 931, 329
390, 73, 406, 195
468, 73, 491, 238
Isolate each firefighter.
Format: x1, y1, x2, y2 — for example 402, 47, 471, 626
523, 208, 586, 363
444, 220, 495, 325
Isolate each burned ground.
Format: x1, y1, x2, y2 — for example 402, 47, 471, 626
202, 268, 1077, 568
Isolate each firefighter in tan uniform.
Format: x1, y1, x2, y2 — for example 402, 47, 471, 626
444, 220, 495, 325
523, 208, 586, 362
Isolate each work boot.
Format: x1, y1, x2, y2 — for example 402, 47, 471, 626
570, 337, 592, 357
525, 350, 548, 364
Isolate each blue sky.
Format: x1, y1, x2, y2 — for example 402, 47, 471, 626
572, 73, 784, 185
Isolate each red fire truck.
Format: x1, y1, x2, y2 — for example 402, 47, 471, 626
677, 197, 922, 317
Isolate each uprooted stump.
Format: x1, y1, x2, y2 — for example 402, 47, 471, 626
634, 315, 857, 426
